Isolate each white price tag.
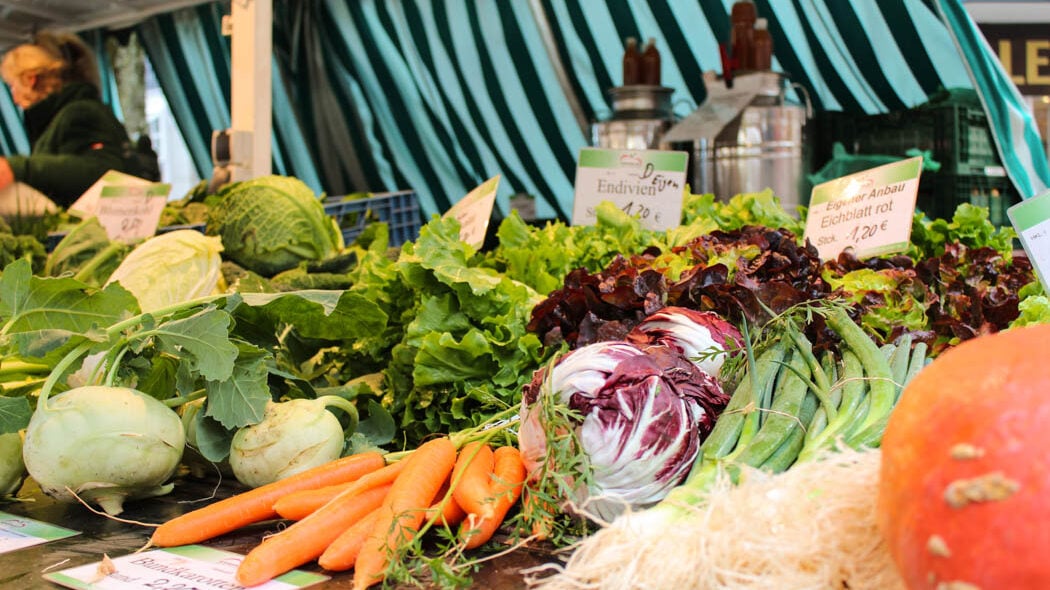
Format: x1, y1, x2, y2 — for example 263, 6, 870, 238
0, 511, 78, 553
572, 148, 688, 231
803, 156, 923, 260
1009, 189, 1050, 293
44, 545, 328, 590
444, 175, 499, 248
95, 183, 171, 243
68, 171, 172, 243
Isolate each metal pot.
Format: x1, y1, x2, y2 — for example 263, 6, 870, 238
591, 85, 676, 150
664, 72, 812, 211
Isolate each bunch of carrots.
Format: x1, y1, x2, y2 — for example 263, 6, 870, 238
149, 437, 527, 589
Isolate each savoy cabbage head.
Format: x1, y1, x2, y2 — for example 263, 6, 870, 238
209, 175, 343, 276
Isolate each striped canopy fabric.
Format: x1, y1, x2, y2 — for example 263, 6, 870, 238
1, 0, 1046, 218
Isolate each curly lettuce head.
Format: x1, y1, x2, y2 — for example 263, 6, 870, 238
210, 175, 343, 276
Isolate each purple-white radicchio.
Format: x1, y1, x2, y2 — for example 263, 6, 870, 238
519, 340, 729, 521
627, 306, 742, 376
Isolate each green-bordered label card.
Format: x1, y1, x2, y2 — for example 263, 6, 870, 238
444, 175, 499, 248
68, 170, 172, 243
0, 511, 79, 553
804, 156, 923, 260
572, 148, 688, 231
44, 545, 328, 590
1009, 189, 1050, 293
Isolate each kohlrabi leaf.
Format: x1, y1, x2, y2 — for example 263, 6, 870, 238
347, 399, 396, 454
0, 259, 138, 356
147, 307, 238, 382
237, 290, 388, 340
0, 396, 32, 434
203, 343, 270, 429
191, 411, 234, 463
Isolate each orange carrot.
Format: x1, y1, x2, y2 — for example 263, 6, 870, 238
273, 460, 407, 521
427, 491, 467, 528
233, 460, 404, 586
236, 483, 389, 587
352, 437, 457, 590
451, 441, 495, 518
150, 451, 385, 547
319, 487, 465, 573
521, 487, 554, 542
317, 508, 381, 571
459, 446, 527, 550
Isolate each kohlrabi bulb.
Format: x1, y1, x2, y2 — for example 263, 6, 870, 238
0, 432, 26, 497
22, 386, 185, 515
229, 396, 358, 488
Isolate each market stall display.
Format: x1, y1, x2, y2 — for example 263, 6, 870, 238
0, 180, 1048, 589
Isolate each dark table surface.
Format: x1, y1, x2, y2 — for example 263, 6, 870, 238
0, 475, 561, 589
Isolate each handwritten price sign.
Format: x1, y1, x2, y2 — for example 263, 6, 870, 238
804, 156, 922, 260
96, 183, 171, 243
572, 148, 688, 231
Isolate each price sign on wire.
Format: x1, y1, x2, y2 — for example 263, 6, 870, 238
572, 148, 688, 231
803, 156, 923, 261
1009, 189, 1050, 293
44, 545, 328, 590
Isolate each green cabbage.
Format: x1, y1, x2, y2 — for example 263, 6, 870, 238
209, 175, 343, 276
105, 230, 224, 312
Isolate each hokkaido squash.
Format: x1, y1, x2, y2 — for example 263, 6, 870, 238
877, 324, 1050, 589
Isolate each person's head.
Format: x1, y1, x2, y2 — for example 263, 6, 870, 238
1, 31, 99, 109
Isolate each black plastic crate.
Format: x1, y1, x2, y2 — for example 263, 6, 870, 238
917, 171, 1018, 227
853, 104, 999, 176
323, 190, 422, 247
854, 110, 936, 163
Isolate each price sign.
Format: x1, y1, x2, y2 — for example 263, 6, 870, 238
444, 175, 499, 248
44, 545, 328, 590
95, 183, 171, 243
803, 156, 923, 260
68, 171, 172, 243
0, 511, 78, 553
572, 148, 688, 231
1009, 189, 1050, 293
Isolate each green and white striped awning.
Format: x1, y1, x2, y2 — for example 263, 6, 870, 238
2, 0, 1047, 218
306, 0, 1048, 217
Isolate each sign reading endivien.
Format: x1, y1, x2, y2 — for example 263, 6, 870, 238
804, 156, 923, 261
572, 148, 688, 231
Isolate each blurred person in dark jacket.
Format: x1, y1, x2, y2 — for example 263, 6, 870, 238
0, 31, 158, 210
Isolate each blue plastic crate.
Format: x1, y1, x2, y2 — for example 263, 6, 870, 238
323, 190, 422, 247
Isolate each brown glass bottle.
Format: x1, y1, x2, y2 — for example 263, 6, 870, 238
751, 18, 773, 71
641, 38, 661, 85
730, 1, 756, 71
622, 37, 641, 85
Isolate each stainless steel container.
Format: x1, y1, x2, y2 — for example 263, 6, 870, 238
666, 72, 811, 211
592, 85, 675, 150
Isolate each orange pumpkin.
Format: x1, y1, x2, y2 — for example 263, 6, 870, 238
878, 324, 1050, 589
